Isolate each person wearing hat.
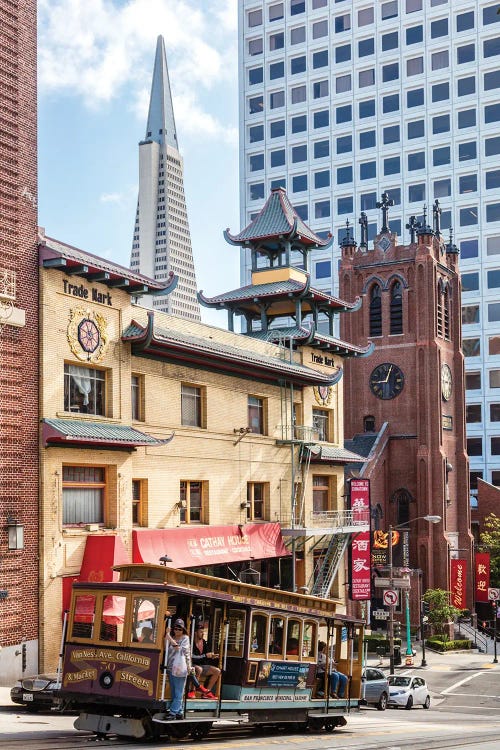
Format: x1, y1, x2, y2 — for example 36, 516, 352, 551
191, 619, 220, 699
165, 618, 192, 719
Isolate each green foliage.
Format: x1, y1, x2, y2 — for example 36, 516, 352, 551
426, 636, 471, 652
479, 513, 500, 587
423, 588, 462, 635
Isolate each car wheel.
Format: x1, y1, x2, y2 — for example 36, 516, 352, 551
377, 692, 388, 711
405, 696, 413, 710
423, 695, 431, 709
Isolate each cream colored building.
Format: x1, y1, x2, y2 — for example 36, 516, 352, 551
39, 220, 367, 669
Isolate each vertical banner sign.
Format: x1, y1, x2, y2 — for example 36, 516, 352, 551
348, 479, 371, 601
475, 552, 490, 603
450, 559, 467, 609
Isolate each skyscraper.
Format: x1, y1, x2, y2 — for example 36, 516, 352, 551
130, 36, 200, 321
238, 0, 500, 502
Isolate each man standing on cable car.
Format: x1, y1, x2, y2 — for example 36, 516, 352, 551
191, 619, 221, 699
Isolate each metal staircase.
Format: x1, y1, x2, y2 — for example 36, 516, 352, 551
309, 533, 351, 598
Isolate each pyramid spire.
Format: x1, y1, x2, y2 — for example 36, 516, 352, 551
145, 36, 178, 149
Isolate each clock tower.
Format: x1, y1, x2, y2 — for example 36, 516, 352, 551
340, 197, 473, 609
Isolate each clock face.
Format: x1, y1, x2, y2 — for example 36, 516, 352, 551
369, 362, 405, 400
78, 318, 100, 353
441, 364, 452, 401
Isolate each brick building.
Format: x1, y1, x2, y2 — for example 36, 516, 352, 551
340, 200, 473, 617
0, 0, 39, 683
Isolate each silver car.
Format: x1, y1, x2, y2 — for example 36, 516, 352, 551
361, 667, 389, 710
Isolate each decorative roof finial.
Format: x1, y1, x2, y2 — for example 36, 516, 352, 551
446, 226, 459, 255
405, 215, 419, 244
433, 199, 442, 236
359, 212, 368, 250
341, 218, 357, 248
376, 191, 394, 234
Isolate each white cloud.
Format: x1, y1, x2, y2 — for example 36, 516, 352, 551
38, 0, 238, 142
100, 192, 124, 204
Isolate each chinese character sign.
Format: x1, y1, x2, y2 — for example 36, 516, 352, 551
450, 559, 467, 609
349, 479, 371, 601
475, 552, 490, 603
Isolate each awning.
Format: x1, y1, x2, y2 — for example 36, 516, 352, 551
42, 418, 174, 450
62, 534, 129, 616
133, 523, 290, 568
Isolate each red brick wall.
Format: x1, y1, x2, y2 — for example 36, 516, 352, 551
0, 0, 39, 651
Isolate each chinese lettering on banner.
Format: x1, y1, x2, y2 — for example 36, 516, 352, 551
450, 559, 467, 609
349, 479, 371, 601
475, 552, 490, 603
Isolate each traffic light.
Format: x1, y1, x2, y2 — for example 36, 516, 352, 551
422, 601, 430, 615
394, 621, 401, 638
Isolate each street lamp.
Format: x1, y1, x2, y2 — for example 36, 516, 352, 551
388, 515, 441, 675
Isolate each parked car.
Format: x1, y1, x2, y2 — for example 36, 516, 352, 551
10, 674, 61, 712
360, 667, 389, 710
387, 675, 431, 710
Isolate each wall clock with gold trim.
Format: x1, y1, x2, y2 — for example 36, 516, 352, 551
67, 308, 109, 362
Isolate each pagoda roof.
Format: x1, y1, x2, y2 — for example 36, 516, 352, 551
224, 187, 332, 249
249, 325, 374, 358
306, 445, 366, 464
199, 278, 361, 315
42, 418, 173, 450
39, 232, 177, 297
122, 311, 340, 387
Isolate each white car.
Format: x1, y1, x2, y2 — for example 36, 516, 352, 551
387, 675, 431, 710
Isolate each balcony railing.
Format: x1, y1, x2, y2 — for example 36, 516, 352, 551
277, 424, 320, 443
278, 508, 370, 530
0, 268, 15, 301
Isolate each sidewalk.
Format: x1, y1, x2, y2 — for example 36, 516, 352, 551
366, 641, 500, 671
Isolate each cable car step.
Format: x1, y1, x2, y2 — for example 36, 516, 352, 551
153, 713, 217, 724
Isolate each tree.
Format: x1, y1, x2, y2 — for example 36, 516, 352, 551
423, 588, 462, 637
479, 513, 500, 587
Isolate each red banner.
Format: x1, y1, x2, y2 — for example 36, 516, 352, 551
475, 552, 490, 603
349, 479, 371, 601
450, 559, 467, 609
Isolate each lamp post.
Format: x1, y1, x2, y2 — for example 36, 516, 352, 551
388, 515, 441, 675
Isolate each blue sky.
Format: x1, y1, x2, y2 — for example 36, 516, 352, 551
38, 0, 240, 325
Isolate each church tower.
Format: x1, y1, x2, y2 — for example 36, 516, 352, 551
340, 197, 473, 609
130, 36, 200, 321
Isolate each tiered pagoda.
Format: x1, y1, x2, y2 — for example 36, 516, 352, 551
199, 187, 373, 360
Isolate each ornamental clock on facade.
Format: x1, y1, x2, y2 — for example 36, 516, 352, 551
441, 363, 452, 401
369, 362, 405, 400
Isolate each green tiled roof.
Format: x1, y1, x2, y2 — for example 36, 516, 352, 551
225, 188, 330, 247
199, 278, 306, 304
42, 418, 171, 447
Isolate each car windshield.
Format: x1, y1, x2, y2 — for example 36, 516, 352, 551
388, 676, 411, 687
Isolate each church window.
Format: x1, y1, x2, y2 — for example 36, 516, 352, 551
369, 284, 382, 337
443, 286, 451, 340
390, 281, 403, 334
363, 415, 375, 432
391, 488, 412, 527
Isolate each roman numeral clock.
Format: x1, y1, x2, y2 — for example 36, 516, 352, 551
369, 362, 405, 400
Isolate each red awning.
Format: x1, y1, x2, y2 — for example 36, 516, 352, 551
132, 523, 289, 568
79, 534, 129, 582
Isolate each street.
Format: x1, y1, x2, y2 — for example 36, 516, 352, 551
1, 652, 499, 750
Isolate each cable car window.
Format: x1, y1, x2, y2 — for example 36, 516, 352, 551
71, 594, 96, 639
99, 595, 127, 643
286, 619, 302, 659
250, 612, 268, 656
269, 616, 284, 657
303, 621, 318, 659
227, 608, 246, 657
131, 596, 160, 643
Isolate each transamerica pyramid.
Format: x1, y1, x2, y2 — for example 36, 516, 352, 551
130, 36, 201, 320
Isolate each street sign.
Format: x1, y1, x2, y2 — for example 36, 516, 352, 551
383, 589, 399, 606
374, 577, 411, 589
373, 609, 390, 620
488, 588, 500, 601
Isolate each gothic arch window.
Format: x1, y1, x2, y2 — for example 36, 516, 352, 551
437, 280, 444, 338
364, 415, 375, 432
390, 488, 413, 527
443, 285, 451, 341
390, 281, 403, 335
369, 284, 382, 337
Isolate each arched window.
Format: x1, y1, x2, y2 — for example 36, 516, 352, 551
364, 415, 375, 432
390, 281, 403, 334
369, 284, 382, 337
437, 281, 444, 338
391, 488, 413, 527
443, 286, 451, 341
